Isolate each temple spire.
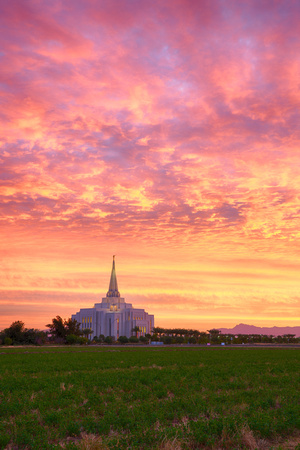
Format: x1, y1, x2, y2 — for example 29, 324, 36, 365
107, 255, 120, 297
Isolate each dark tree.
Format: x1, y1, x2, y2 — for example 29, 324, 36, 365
208, 329, 220, 344
65, 318, 81, 336
199, 332, 209, 344
46, 316, 82, 342
46, 316, 67, 340
23, 328, 47, 345
5, 321, 25, 343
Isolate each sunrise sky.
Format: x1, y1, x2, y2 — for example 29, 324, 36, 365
1, 0, 300, 332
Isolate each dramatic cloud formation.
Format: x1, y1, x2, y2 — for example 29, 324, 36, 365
0, 0, 299, 330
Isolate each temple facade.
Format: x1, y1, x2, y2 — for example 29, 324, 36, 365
72, 256, 154, 339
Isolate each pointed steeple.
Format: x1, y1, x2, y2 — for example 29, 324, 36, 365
106, 255, 120, 297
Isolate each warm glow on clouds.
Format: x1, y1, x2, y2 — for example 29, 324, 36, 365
0, 0, 300, 330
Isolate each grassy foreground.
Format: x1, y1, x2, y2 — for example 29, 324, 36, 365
0, 347, 299, 449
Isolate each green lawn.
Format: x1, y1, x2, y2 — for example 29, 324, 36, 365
0, 347, 299, 449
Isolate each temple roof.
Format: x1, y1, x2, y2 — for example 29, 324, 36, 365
106, 255, 120, 297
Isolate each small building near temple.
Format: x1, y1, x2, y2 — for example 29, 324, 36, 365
72, 256, 154, 339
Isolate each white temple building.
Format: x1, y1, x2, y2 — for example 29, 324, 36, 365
72, 256, 154, 339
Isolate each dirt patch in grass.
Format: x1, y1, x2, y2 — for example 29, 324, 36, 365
76, 433, 108, 450
269, 431, 300, 449
240, 430, 300, 450
58, 433, 108, 449
158, 437, 183, 449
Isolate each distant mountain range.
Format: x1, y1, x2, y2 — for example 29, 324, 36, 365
219, 323, 300, 337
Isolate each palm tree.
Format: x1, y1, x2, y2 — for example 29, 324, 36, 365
199, 332, 208, 344
83, 328, 93, 340
207, 328, 220, 344
152, 327, 165, 338
132, 326, 140, 338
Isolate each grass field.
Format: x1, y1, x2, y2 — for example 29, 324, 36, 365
0, 347, 299, 449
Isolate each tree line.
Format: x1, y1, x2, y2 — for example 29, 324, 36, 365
152, 327, 299, 344
0, 318, 152, 346
0, 321, 47, 346
1, 319, 299, 345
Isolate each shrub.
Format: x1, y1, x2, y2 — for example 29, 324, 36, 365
4, 337, 12, 346
129, 336, 139, 343
66, 334, 79, 345
92, 335, 103, 343
162, 336, 173, 345
139, 336, 148, 343
118, 336, 129, 344
104, 336, 113, 344
22, 328, 39, 345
